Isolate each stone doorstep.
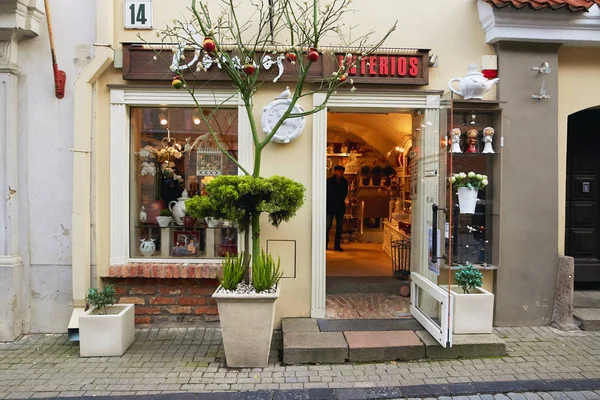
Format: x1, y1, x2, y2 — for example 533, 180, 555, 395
283, 332, 348, 364
344, 331, 425, 362
415, 330, 507, 359
282, 318, 320, 333
573, 308, 600, 331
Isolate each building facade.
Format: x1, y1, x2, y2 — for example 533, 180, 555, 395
2, 0, 600, 341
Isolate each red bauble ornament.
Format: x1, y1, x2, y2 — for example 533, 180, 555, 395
285, 52, 297, 63
307, 48, 319, 63
242, 63, 255, 75
172, 76, 183, 89
338, 74, 347, 82
203, 37, 216, 53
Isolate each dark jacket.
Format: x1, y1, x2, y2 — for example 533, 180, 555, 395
326, 175, 349, 214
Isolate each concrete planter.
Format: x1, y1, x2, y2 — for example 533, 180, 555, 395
450, 286, 494, 334
79, 304, 135, 357
212, 285, 280, 367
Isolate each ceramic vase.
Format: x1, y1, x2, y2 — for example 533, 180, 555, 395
139, 239, 156, 257
457, 187, 478, 214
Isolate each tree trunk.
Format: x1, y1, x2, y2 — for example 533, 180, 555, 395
243, 226, 251, 283
251, 213, 261, 285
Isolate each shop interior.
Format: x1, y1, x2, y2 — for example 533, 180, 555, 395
325, 111, 418, 281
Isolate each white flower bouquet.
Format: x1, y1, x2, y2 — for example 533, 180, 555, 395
449, 171, 489, 190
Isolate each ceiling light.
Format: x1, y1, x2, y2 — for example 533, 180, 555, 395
192, 111, 201, 125
159, 112, 168, 126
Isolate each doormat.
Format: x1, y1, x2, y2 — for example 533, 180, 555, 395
317, 318, 423, 332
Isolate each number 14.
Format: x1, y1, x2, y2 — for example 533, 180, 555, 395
130, 4, 147, 25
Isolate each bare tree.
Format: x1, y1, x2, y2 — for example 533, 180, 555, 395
150, 0, 396, 282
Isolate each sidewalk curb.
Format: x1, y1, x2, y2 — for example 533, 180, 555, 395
41, 378, 600, 400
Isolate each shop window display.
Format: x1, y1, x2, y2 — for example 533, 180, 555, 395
130, 108, 239, 259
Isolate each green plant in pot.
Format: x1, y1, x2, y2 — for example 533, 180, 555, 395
156, 0, 395, 367
454, 263, 483, 294
79, 285, 135, 357
371, 165, 383, 186
360, 165, 371, 186
450, 262, 494, 334
156, 209, 172, 227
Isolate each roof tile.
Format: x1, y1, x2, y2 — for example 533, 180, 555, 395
482, 0, 600, 12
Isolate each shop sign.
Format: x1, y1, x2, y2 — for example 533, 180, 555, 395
122, 44, 429, 86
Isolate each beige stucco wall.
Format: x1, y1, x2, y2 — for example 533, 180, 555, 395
557, 47, 600, 255
88, 0, 494, 325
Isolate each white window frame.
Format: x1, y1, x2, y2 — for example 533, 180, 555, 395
109, 88, 251, 265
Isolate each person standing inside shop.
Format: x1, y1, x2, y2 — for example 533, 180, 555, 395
326, 165, 348, 251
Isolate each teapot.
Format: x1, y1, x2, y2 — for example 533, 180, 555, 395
448, 64, 499, 100
169, 189, 189, 226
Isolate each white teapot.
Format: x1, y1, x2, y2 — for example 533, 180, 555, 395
449, 64, 499, 100
169, 189, 189, 226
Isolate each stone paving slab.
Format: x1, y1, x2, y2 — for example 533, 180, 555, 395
0, 326, 599, 398
415, 330, 506, 359
283, 332, 348, 364
573, 309, 600, 331
344, 331, 424, 362
281, 319, 319, 333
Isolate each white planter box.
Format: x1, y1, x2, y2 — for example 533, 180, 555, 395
450, 286, 494, 334
213, 285, 280, 368
79, 304, 135, 357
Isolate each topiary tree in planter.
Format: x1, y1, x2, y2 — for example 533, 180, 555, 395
454, 263, 483, 294
154, 0, 395, 285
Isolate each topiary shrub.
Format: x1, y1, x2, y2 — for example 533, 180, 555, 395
186, 175, 305, 284
454, 263, 483, 294
86, 285, 116, 315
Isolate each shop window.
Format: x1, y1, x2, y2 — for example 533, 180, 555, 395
130, 108, 239, 259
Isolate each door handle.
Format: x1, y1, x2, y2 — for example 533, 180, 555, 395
432, 204, 439, 263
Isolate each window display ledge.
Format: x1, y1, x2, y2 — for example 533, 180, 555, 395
108, 263, 221, 279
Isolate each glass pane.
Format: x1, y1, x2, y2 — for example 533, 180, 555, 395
130, 108, 239, 259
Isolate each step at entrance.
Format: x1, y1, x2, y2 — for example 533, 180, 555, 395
282, 318, 507, 365
318, 318, 422, 332
573, 308, 600, 331
326, 276, 409, 294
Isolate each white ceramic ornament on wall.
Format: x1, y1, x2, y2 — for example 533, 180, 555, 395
261, 86, 306, 144
448, 64, 499, 100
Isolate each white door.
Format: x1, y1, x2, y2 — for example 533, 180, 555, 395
409, 95, 453, 348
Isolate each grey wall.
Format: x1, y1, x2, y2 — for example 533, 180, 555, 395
494, 42, 560, 326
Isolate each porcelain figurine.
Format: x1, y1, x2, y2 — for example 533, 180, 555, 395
139, 205, 147, 222
449, 64, 500, 100
341, 145, 349, 154
139, 238, 156, 257
169, 189, 189, 226
450, 128, 462, 153
482, 127, 495, 154
184, 137, 192, 152
466, 129, 478, 153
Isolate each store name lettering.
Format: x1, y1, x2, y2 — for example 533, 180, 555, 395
337, 55, 420, 78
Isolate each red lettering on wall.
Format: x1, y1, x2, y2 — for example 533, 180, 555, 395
350, 56, 357, 75
379, 57, 389, 76
369, 56, 377, 75
398, 57, 407, 76
361, 57, 366, 75
390, 57, 396, 75
409, 57, 419, 77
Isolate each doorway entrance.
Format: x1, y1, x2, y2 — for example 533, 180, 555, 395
566, 108, 600, 284
324, 111, 416, 319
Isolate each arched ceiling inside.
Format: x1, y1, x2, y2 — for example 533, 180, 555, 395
327, 113, 413, 158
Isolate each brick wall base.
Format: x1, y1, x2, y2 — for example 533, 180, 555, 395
103, 278, 220, 326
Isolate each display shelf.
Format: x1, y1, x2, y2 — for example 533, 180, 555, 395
442, 263, 498, 271
327, 153, 363, 157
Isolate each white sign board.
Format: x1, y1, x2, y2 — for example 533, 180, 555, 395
124, 0, 153, 29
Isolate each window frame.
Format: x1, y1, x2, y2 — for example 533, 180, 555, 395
109, 88, 250, 265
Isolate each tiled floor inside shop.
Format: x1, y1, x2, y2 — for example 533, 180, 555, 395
325, 293, 410, 319
326, 243, 392, 277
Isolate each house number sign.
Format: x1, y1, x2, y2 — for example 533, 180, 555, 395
124, 0, 153, 30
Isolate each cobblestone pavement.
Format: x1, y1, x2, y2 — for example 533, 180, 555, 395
326, 294, 410, 319
0, 326, 599, 398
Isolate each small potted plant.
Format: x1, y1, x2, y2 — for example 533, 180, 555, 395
449, 171, 488, 214
449, 263, 494, 334
360, 165, 371, 186
371, 165, 383, 186
78, 285, 135, 357
156, 209, 173, 227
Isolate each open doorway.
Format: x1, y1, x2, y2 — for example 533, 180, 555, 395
325, 111, 420, 319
